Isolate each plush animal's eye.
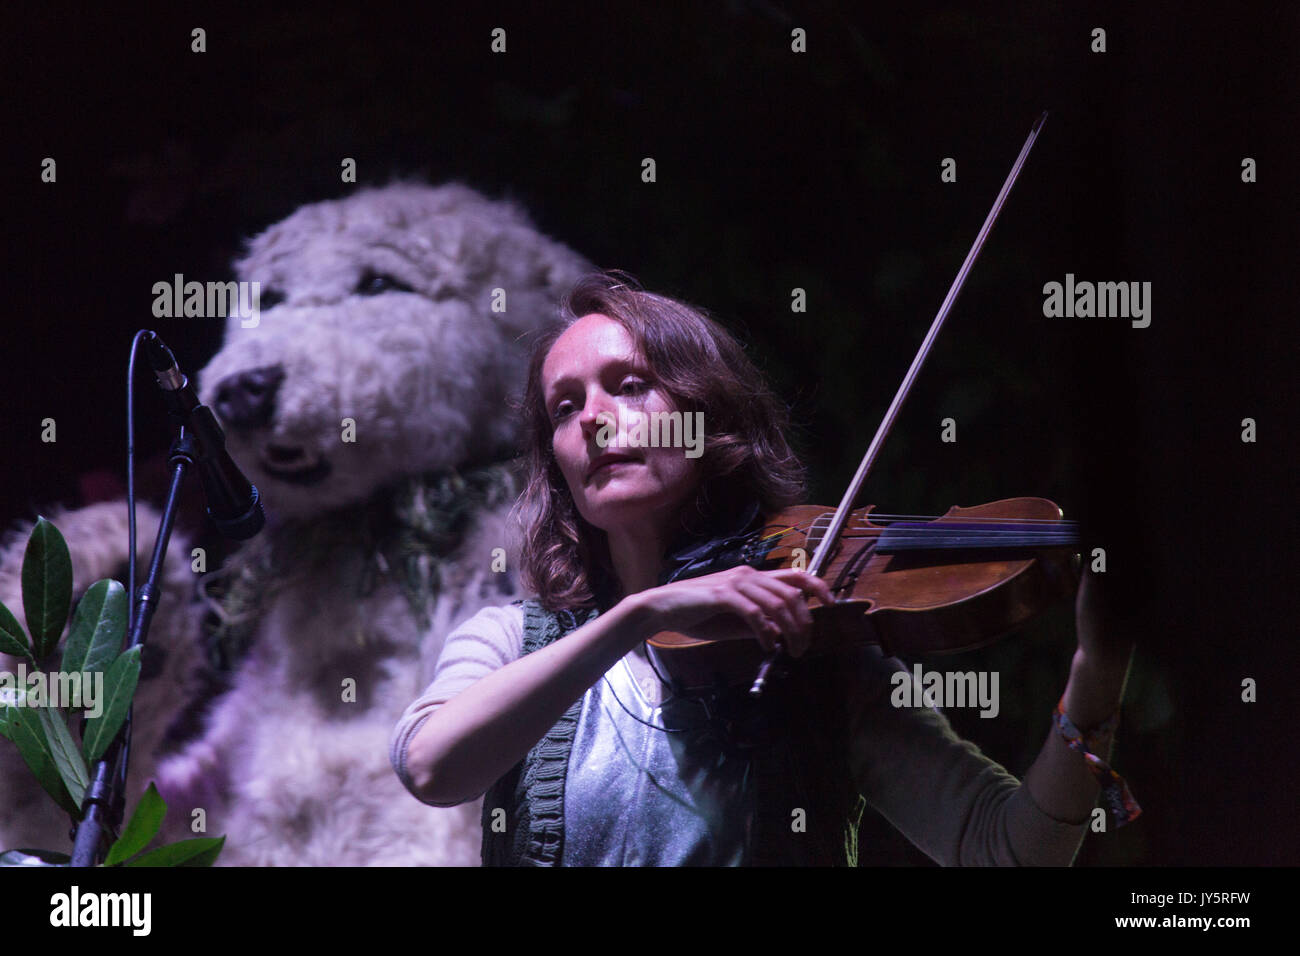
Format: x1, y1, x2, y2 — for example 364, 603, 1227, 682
355, 271, 415, 296
257, 288, 286, 310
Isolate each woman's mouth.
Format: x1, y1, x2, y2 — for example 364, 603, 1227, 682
586, 454, 639, 481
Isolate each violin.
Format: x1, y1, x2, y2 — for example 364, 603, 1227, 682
648, 497, 1079, 694
646, 113, 1078, 696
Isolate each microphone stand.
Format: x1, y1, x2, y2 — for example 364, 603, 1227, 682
69, 329, 263, 865
70, 431, 198, 867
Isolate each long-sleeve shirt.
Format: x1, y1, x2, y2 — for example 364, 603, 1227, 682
390, 603, 1090, 865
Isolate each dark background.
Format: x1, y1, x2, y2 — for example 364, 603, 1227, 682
4, 2, 1296, 865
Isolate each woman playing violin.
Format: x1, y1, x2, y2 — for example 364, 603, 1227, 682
390, 271, 1138, 866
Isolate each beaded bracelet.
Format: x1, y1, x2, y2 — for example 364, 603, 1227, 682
1054, 696, 1141, 828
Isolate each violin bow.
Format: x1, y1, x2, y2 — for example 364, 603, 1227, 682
751, 110, 1049, 697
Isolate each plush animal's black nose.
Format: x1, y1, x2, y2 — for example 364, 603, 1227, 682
213, 365, 285, 429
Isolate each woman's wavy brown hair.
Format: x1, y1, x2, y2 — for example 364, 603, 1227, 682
516, 271, 807, 611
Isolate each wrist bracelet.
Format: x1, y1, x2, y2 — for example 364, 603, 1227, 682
1054, 696, 1141, 828
1055, 701, 1119, 750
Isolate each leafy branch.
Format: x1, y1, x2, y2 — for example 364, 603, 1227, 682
0, 517, 223, 867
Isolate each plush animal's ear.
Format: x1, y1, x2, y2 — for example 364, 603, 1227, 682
522, 240, 595, 314
232, 222, 278, 281
540, 247, 597, 298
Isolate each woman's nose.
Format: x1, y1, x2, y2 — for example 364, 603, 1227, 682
578, 391, 617, 438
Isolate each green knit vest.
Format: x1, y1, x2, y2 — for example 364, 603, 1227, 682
479, 600, 862, 866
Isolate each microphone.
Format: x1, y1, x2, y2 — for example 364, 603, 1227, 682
142, 331, 266, 540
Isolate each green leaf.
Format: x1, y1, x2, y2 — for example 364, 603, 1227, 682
104, 782, 166, 866
61, 580, 127, 679
0, 600, 32, 662
124, 836, 224, 867
0, 680, 23, 741
0, 848, 71, 866
3, 705, 80, 815
81, 645, 141, 764
37, 704, 89, 811
21, 518, 73, 661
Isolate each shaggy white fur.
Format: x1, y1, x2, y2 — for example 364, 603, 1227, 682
1, 182, 591, 866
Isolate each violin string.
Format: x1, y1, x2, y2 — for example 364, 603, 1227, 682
804, 522, 1078, 533
756, 515, 1078, 541
846, 527, 1077, 535
757, 519, 1079, 547
814, 514, 1076, 524
796, 514, 1074, 525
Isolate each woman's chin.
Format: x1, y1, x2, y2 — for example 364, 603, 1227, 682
579, 490, 690, 533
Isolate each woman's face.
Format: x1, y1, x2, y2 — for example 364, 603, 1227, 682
541, 313, 700, 536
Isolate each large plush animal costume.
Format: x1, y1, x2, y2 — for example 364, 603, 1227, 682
1, 183, 591, 865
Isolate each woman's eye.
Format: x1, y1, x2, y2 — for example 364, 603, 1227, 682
620, 379, 648, 395
551, 401, 574, 423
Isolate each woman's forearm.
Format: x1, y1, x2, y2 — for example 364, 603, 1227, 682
1022, 646, 1135, 825
405, 596, 654, 806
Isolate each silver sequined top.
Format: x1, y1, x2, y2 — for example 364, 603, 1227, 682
561, 651, 752, 865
